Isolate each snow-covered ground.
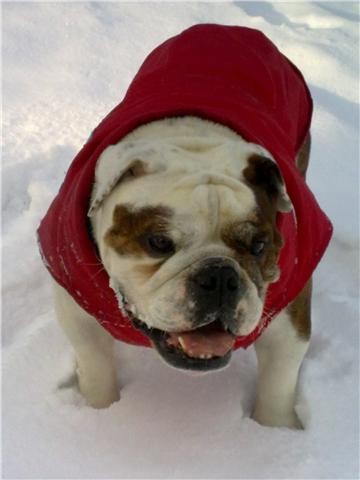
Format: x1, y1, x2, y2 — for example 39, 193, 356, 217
2, 2, 359, 478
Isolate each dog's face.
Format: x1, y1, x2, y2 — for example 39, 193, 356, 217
89, 118, 291, 371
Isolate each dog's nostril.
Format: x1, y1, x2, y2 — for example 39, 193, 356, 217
227, 276, 239, 292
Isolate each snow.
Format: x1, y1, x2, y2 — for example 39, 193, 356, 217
2, 2, 359, 478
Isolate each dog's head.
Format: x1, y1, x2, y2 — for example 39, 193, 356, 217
89, 118, 291, 371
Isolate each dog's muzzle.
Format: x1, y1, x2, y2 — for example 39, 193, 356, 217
187, 260, 245, 335
118, 258, 244, 372
135, 259, 243, 372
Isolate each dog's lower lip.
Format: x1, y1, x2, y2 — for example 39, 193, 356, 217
132, 318, 234, 371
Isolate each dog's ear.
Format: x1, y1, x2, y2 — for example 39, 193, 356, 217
88, 142, 159, 217
243, 154, 292, 212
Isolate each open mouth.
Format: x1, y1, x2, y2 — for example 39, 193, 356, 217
112, 285, 236, 371
132, 318, 236, 371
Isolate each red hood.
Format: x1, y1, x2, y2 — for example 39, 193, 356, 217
37, 24, 333, 349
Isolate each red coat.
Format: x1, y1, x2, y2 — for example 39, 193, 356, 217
37, 24, 333, 349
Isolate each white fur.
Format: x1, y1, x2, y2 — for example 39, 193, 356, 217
90, 117, 285, 335
97, 178, 261, 334
89, 116, 279, 216
53, 116, 306, 427
53, 280, 119, 408
253, 309, 309, 428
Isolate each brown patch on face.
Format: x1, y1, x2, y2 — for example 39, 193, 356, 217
104, 204, 173, 256
134, 261, 164, 277
221, 153, 286, 293
244, 154, 291, 213
288, 279, 312, 340
222, 216, 283, 295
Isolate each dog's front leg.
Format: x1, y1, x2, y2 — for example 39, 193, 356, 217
53, 281, 120, 408
252, 282, 311, 429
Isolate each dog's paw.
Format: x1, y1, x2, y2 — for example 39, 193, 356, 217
79, 379, 120, 409
77, 369, 120, 409
252, 408, 303, 430
86, 392, 120, 409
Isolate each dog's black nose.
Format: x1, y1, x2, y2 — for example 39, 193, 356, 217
191, 265, 244, 307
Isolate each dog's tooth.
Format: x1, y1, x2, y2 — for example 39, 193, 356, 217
176, 337, 197, 358
175, 336, 214, 360
178, 336, 186, 349
129, 304, 137, 315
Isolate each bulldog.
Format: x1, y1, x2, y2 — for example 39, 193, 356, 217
38, 25, 332, 429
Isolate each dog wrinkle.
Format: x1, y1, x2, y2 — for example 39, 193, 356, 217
104, 203, 173, 256
208, 185, 220, 236
190, 181, 256, 236
190, 184, 220, 237
134, 261, 165, 278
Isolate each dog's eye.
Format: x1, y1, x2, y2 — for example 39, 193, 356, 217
250, 240, 266, 257
142, 234, 175, 257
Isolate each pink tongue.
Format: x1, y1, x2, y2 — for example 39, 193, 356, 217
167, 329, 235, 358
